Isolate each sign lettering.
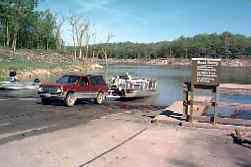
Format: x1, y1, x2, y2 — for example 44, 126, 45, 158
192, 58, 221, 86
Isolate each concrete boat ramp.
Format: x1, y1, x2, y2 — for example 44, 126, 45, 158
0, 98, 251, 167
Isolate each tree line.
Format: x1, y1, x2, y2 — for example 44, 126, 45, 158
95, 32, 251, 59
0, 1, 251, 60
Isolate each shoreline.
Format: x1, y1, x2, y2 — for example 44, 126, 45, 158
104, 58, 251, 68
219, 83, 251, 95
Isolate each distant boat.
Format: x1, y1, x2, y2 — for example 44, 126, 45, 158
107, 74, 158, 99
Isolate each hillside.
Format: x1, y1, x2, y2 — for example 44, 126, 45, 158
0, 48, 103, 81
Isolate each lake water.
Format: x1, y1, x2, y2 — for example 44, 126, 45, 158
106, 65, 251, 106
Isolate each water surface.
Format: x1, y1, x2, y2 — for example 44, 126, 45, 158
106, 65, 251, 106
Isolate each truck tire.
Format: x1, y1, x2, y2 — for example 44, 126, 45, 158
64, 92, 76, 107
41, 98, 51, 105
96, 92, 105, 104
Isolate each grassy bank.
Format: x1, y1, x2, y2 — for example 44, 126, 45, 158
0, 48, 98, 81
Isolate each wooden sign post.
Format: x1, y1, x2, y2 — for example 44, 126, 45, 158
191, 58, 221, 124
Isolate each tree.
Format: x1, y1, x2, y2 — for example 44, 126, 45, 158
7, 0, 39, 52
69, 14, 93, 61
39, 10, 55, 50
55, 15, 65, 50
0, 0, 59, 51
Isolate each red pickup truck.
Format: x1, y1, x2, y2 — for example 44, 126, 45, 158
38, 74, 108, 106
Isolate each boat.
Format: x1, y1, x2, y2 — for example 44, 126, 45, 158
107, 73, 158, 99
0, 79, 40, 90
0, 69, 40, 90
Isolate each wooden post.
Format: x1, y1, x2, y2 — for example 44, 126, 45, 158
189, 85, 194, 123
213, 104, 216, 125
183, 83, 188, 121
212, 87, 217, 125
183, 81, 192, 122
105, 53, 108, 82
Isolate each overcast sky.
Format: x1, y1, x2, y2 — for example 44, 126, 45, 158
39, 0, 251, 44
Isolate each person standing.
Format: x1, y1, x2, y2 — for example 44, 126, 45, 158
9, 69, 17, 82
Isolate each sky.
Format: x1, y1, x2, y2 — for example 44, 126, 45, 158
39, 0, 251, 44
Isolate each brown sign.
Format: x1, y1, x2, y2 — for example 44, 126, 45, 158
192, 58, 221, 86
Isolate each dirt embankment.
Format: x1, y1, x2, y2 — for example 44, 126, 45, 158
16, 63, 104, 81
0, 49, 104, 81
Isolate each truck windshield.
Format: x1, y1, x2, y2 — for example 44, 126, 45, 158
56, 75, 80, 84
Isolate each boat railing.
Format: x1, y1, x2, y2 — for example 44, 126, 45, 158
115, 79, 157, 91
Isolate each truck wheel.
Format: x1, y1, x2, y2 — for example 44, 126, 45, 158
41, 98, 51, 105
65, 92, 76, 107
96, 92, 105, 104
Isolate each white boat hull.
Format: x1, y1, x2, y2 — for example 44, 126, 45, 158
0, 81, 40, 90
